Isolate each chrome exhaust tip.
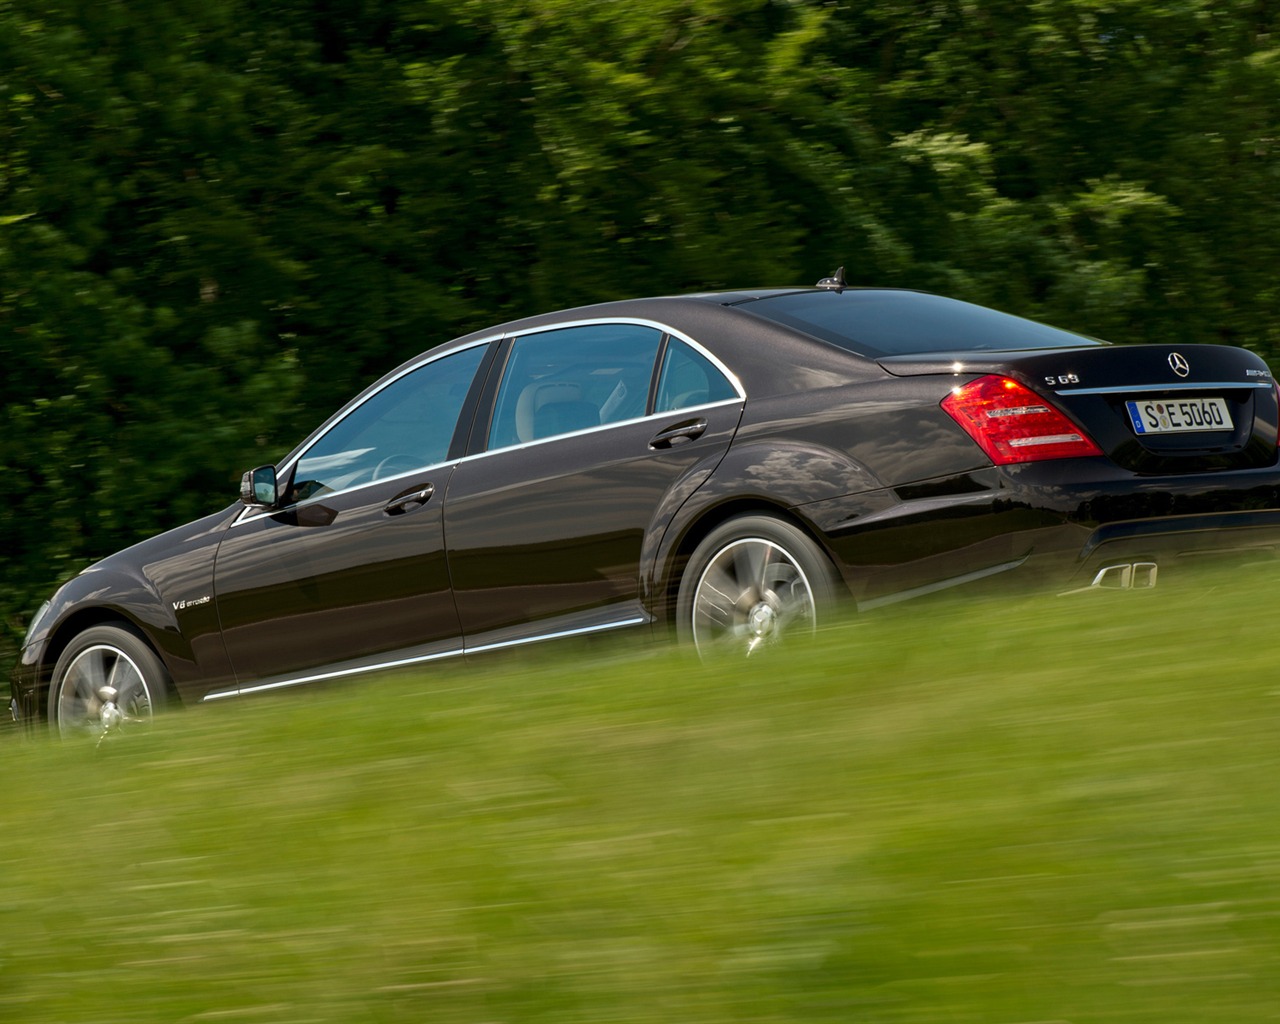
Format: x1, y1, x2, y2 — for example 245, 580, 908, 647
1091, 562, 1158, 590
1061, 562, 1158, 596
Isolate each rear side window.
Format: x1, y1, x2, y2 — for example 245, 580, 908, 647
740, 289, 1104, 357
654, 339, 739, 413
488, 323, 664, 448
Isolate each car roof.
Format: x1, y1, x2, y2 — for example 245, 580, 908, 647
445, 286, 931, 345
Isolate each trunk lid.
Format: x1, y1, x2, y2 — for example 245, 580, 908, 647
879, 344, 1279, 473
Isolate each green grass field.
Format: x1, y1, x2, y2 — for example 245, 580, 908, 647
4, 566, 1279, 1023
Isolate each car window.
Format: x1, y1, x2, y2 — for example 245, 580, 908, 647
654, 339, 738, 413
488, 324, 663, 448
739, 289, 1104, 357
289, 344, 487, 503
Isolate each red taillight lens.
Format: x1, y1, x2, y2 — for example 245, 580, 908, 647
1272, 380, 1280, 448
941, 375, 1103, 465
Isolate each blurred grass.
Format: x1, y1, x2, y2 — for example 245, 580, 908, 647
3, 565, 1280, 1023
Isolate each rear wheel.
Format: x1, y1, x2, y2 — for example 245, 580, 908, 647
677, 515, 839, 658
48, 624, 170, 739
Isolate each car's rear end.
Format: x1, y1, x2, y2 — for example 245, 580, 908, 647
883, 343, 1280, 590
734, 286, 1280, 597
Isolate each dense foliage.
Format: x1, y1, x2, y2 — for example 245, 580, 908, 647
3, 0, 1280, 668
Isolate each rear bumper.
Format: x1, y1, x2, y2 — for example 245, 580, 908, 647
1025, 462, 1280, 588
1065, 507, 1280, 590
806, 461, 1280, 604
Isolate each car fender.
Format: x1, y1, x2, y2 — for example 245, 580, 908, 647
643, 439, 891, 617
43, 562, 177, 644
636, 433, 744, 611
31, 508, 237, 700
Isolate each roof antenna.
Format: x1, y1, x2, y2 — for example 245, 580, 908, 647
816, 266, 846, 291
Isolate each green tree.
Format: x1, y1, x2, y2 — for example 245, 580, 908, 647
4, 0, 1280, 679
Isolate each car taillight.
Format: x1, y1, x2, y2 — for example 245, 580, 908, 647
1272, 380, 1280, 448
941, 375, 1103, 465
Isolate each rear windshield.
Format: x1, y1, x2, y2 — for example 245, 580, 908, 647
738, 289, 1103, 357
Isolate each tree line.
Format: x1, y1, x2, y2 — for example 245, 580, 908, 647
3, 0, 1279, 672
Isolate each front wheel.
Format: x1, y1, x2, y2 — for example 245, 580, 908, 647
48, 624, 170, 739
676, 515, 840, 658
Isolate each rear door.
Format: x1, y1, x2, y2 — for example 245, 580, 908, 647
443, 322, 743, 647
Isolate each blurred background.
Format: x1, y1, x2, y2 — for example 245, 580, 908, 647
7, 6, 1280, 1020
4, 0, 1280, 670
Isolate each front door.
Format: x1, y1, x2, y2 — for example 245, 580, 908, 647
211, 343, 489, 690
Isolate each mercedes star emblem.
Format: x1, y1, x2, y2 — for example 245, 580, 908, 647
1168, 352, 1190, 377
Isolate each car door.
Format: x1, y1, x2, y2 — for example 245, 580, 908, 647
443, 322, 743, 648
211, 342, 490, 692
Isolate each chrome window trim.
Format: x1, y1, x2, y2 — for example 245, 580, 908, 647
1056, 381, 1273, 396
201, 614, 646, 701
233, 457, 463, 527
504, 317, 745, 403
461, 396, 743, 464
232, 318, 744, 527
478, 317, 743, 457
233, 336, 497, 528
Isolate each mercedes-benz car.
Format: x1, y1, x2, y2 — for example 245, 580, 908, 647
12, 275, 1280, 735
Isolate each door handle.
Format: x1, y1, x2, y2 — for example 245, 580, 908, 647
384, 483, 435, 515
649, 417, 707, 449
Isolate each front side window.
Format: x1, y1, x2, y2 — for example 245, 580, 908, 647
488, 324, 664, 448
290, 344, 487, 503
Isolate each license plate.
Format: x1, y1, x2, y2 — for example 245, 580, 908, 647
1125, 397, 1233, 435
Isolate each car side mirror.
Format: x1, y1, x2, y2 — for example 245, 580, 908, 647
240, 465, 279, 508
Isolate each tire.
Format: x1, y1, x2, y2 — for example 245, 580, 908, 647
48, 623, 170, 738
676, 514, 840, 658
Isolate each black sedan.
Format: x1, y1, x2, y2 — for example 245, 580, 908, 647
12, 277, 1280, 735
